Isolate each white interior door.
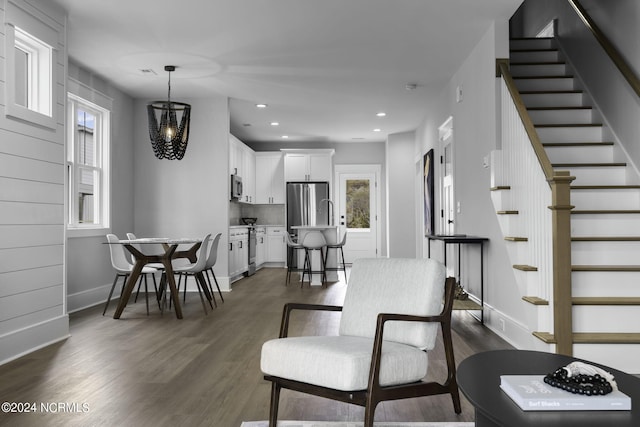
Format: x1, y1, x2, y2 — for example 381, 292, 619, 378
335, 166, 380, 264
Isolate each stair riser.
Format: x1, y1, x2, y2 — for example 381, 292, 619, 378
571, 189, 640, 210
510, 63, 566, 77
574, 344, 640, 374
545, 145, 613, 164
511, 50, 560, 63
521, 92, 584, 108
537, 126, 602, 143
573, 306, 640, 333
571, 214, 640, 236
572, 241, 640, 264
560, 166, 626, 185
572, 271, 640, 297
528, 109, 593, 125
515, 77, 575, 92
511, 38, 555, 50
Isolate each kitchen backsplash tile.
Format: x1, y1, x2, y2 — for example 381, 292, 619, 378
229, 201, 285, 226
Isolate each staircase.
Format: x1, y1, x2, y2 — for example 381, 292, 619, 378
497, 37, 640, 373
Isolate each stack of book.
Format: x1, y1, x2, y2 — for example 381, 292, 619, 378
500, 375, 632, 411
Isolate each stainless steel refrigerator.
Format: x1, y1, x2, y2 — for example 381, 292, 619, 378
286, 182, 330, 238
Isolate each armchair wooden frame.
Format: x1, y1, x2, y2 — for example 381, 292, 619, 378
264, 276, 461, 426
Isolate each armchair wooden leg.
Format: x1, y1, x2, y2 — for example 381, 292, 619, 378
363, 399, 378, 427
268, 381, 281, 427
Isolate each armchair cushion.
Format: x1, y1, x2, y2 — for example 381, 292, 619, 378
339, 258, 445, 350
261, 335, 428, 391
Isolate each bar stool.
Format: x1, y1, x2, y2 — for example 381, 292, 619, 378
285, 233, 305, 286
301, 231, 327, 287
323, 232, 348, 282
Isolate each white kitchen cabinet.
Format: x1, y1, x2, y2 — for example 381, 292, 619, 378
229, 134, 255, 204
266, 226, 286, 263
255, 226, 266, 267
255, 152, 284, 204
283, 149, 333, 182
229, 227, 249, 277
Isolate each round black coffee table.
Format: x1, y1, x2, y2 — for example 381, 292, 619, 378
457, 350, 639, 426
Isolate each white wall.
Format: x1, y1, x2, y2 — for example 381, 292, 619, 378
133, 97, 231, 283
65, 60, 137, 312
386, 131, 416, 258
415, 22, 531, 348
0, 0, 69, 364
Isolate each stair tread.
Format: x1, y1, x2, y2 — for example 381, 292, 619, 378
529, 106, 592, 110
573, 265, 640, 271
553, 162, 626, 167
514, 75, 574, 80
511, 61, 565, 66
572, 236, 640, 241
513, 264, 538, 271
573, 297, 640, 305
505, 236, 528, 242
520, 90, 581, 94
536, 123, 602, 127
545, 142, 613, 146
572, 209, 640, 214
571, 185, 640, 189
533, 332, 640, 344
523, 296, 548, 305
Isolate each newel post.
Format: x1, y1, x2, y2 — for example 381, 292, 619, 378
548, 171, 575, 356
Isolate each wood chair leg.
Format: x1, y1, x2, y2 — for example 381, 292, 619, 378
268, 381, 281, 427
143, 274, 150, 315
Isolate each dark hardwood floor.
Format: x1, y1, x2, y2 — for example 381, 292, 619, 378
0, 267, 513, 427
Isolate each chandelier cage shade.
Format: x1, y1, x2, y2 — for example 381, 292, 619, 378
147, 66, 191, 160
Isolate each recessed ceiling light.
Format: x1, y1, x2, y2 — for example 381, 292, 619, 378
373, 128, 382, 132
376, 112, 386, 117
270, 122, 279, 126
256, 103, 268, 108
281, 135, 289, 139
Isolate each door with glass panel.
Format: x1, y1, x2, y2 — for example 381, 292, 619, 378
337, 171, 378, 263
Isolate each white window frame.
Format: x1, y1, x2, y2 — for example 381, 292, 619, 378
4, 23, 56, 128
66, 91, 111, 237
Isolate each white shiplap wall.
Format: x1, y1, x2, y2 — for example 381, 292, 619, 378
0, 0, 68, 364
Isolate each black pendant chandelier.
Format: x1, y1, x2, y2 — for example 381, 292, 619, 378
147, 65, 191, 160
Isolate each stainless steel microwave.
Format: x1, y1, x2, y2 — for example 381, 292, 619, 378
231, 174, 243, 199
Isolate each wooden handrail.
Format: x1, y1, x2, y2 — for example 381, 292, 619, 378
568, 0, 640, 99
496, 59, 555, 183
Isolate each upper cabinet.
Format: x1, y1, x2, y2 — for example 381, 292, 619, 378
229, 134, 255, 203
255, 152, 285, 204
283, 149, 334, 183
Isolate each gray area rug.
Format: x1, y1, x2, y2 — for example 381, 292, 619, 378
241, 422, 474, 427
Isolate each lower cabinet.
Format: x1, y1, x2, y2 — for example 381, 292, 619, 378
229, 228, 249, 277
255, 227, 266, 267
266, 226, 286, 263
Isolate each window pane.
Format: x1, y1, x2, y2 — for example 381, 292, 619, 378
14, 47, 29, 108
76, 109, 96, 166
77, 167, 98, 224
346, 179, 370, 229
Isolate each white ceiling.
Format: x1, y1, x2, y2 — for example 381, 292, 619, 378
50, 0, 522, 145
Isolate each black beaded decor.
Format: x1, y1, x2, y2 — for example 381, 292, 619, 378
147, 66, 191, 160
544, 366, 614, 396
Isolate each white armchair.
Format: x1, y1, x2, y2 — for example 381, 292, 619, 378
261, 257, 461, 426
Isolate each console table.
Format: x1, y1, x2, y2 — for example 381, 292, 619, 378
426, 234, 488, 323
458, 350, 640, 426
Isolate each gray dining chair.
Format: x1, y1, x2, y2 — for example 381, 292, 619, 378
173, 233, 213, 314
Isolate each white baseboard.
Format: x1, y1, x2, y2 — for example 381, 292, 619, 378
0, 315, 70, 366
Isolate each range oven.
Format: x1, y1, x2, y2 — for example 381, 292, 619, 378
246, 226, 256, 276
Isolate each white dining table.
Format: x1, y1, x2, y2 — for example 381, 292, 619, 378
109, 238, 202, 319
